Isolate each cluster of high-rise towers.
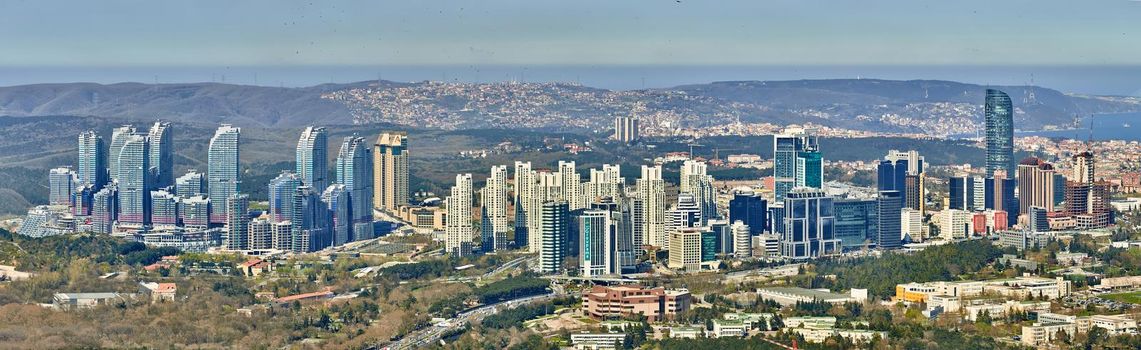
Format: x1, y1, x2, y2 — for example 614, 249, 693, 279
49, 124, 410, 252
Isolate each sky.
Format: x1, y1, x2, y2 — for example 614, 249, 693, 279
2, 0, 1139, 67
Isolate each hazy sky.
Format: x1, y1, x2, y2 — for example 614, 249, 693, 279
2, 0, 1139, 67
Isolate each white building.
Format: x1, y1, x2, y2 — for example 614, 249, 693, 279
446, 174, 474, 256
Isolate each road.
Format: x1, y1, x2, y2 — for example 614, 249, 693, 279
383, 292, 564, 349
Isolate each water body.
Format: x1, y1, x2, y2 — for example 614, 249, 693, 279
2, 65, 1141, 96
1016, 112, 1141, 142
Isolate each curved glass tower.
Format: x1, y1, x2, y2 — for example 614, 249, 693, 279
985, 89, 1014, 178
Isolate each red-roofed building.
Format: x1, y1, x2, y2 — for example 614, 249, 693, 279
139, 282, 177, 302
239, 258, 272, 277
274, 289, 334, 304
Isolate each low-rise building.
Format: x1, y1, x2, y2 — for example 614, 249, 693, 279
963, 300, 1051, 322
1078, 314, 1138, 335
582, 285, 692, 322
895, 276, 1071, 303
570, 332, 627, 350
784, 316, 837, 330
138, 282, 177, 302
1022, 322, 1076, 347
667, 326, 703, 339
711, 319, 748, 338
53, 292, 132, 310
756, 287, 867, 306
724, 312, 775, 330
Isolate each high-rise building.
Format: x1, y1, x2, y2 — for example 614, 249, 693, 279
940, 209, 973, 240
108, 125, 138, 183
147, 122, 174, 189
636, 165, 666, 248
249, 215, 273, 250
774, 128, 819, 201
1028, 206, 1049, 233
985, 170, 1019, 227
225, 194, 250, 250
1017, 157, 1058, 215
901, 208, 924, 241
680, 160, 717, 224
179, 195, 210, 230
116, 134, 150, 227
729, 191, 767, 235
207, 125, 241, 224
446, 174, 474, 257
374, 132, 408, 212
985, 89, 1015, 178
795, 149, 823, 189
513, 161, 536, 251
77, 131, 107, 189
587, 164, 623, 201
666, 193, 702, 246
559, 161, 584, 209
292, 185, 330, 252
1072, 151, 1095, 185
833, 199, 877, 249
49, 167, 77, 206
175, 171, 206, 198
876, 191, 903, 250
613, 116, 640, 143
269, 172, 302, 223
296, 126, 329, 192
780, 188, 839, 259
575, 209, 613, 277
949, 175, 986, 211
878, 150, 925, 212
149, 190, 179, 228
667, 228, 703, 271
539, 200, 570, 274
323, 184, 352, 246
91, 184, 118, 234
481, 165, 509, 252
337, 136, 374, 228
731, 221, 752, 258
72, 185, 95, 216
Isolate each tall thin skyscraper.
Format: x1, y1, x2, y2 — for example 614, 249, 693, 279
587, 164, 623, 201
225, 194, 250, 250
77, 131, 107, 189
446, 174, 474, 257
795, 148, 823, 189
878, 150, 925, 213
481, 165, 509, 251
985, 89, 1015, 178
636, 165, 666, 248
1072, 151, 1095, 185
513, 161, 536, 250
613, 116, 640, 143
774, 127, 818, 201
323, 184, 352, 246
269, 172, 302, 223
729, 190, 767, 235
108, 125, 137, 183
208, 124, 241, 224
1017, 157, 1058, 215
296, 126, 329, 192
876, 191, 902, 250
680, 160, 717, 225
337, 136, 374, 235
374, 132, 409, 213
147, 122, 174, 188
538, 200, 570, 274
575, 209, 612, 277
49, 167, 77, 206
116, 134, 150, 227
559, 161, 584, 209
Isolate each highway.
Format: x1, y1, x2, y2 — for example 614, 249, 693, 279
383, 292, 565, 349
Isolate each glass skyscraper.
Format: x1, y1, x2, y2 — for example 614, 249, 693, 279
728, 191, 767, 235
147, 122, 174, 188
985, 89, 1015, 178
774, 129, 819, 201
296, 126, 329, 193
876, 191, 903, 250
117, 134, 150, 227
780, 188, 838, 259
77, 131, 107, 189
208, 124, 240, 224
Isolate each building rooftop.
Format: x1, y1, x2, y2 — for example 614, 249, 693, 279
758, 287, 851, 300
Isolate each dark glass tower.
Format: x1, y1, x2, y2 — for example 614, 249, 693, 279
728, 191, 767, 235
985, 89, 1014, 178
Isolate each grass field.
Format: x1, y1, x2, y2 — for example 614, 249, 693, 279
1100, 291, 1141, 304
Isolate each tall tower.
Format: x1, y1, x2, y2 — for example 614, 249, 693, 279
781, 188, 839, 259
147, 122, 174, 188
1072, 151, 1095, 185
49, 167, 77, 206
1017, 157, 1057, 215
446, 174, 474, 257
587, 164, 624, 200
268, 172, 302, 223
208, 124, 241, 224
613, 116, 640, 143
108, 125, 137, 183
513, 161, 536, 251
116, 134, 150, 228
225, 194, 250, 250
575, 209, 612, 277
337, 136, 374, 236
878, 150, 925, 212
296, 126, 329, 192
680, 160, 717, 224
77, 131, 107, 190
373, 132, 409, 213
538, 200, 570, 274
773, 127, 818, 201
636, 165, 666, 248
985, 89, 1015, 178
481, 165, 509, 251
876, 191, 903, 250
559, 161, 583, 209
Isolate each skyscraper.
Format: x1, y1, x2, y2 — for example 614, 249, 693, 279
147, 122, 174, 188
559, 161, 584, 209
728, 190, 767, 236
876, 191, 903, 250
780, 188, 839, 259
374, 132, 409, 213
680, 160, 717, 224
833, 199, 877, 249
77, 131, 107, 190
208, 125, 240, 224
878, 150, 925, 212
576, 209, 613, 277
116, 134, 150, 227
1017, 157, 1058, 215
949, 175, 984, 211
91, 184, 118, 234
296, 126, 329, 193
1072, 151, 1095, 185
337, 136, 374, 237
586, 164, 623, 200
985, 89, 1015, 178
481, 165, 509, 251
49, 167, 77, 206
613, 116, 639, 144
108, 125, 137, 183
513, 161, 536, 250
667, 228, 702, 271
150, 190, 179, 228
774, 128, 819, 201
636, 165, 666, 248
323, 184, 352, 246
666, 193, 702, 244
269, 172, 302, 223
225, 194, 250, 250
731, 221, 752, 258
538, 200, 570, 274
175, 171, 206, 198
446, 174, 474, 257
795, 149, 823, 189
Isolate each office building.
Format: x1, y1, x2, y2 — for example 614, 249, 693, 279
116, 134, 150, 227
774, 128, 819, 201
985, 170, 1019, 227
732, 221, 752, 258
268, 172, 302, 223
576, 209, 613, 276
1017, 157, 1058, 215
940, 209, 973, 239
680, 160, 717, 224
225, 194, 250, 250
795, 149, 823, 189
949, 175, 985, 211
336, 136, 374, 233
582, 285, 692, 322
49, 167, 76, 206
374, 132, 408, 213
876, 191, 903, 250
539, 201, 570, 274
207, 125, 240, 224
878, 150, 925, 213
446, 174, 474, 257
175, 171, 206, 198
296, 126, 329, 192
323, 184, 351, 246
481, 165, 509, 251
91, 185, 118, 234
108, 125, 137, 182
985, 89, 1015, 177
901, 208, 923, 241
77, 131, 107, 189
636, 165, 666, 248
1028, 206, 1049, 232
1072, 151, 1095, 185
147, 122, 174, 189
666, 192, 702, 244
729, 191, 767, 235
613, 116, 640, 143
668, 228, 703, 271
781, 188, 839, 259
833, 199, 877, 249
